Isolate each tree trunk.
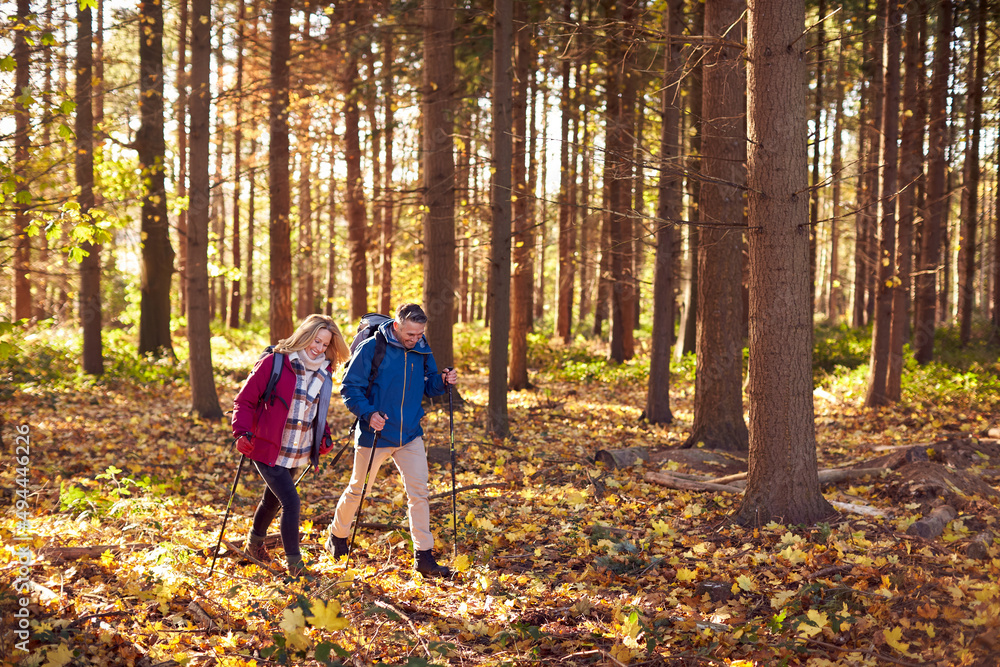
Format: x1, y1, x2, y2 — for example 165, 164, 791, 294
646, 0, 683, 425
957, 0, 985, 345
76, 3, 103, 375
578, 67, 595, 328
269, 0, 293, 342
809, 0, 825, 309
888, 1, 926, 398
865, 0, 901, 407
13, 0, 32, 321
737, 0, 834, 526
685, 0, 748, 452
827, 29, 845, 323
509, 0, 533, 391
607, 0, 637, 362
488, 0, 513, 438
228, 0, 246, 329
343, 55, 367, 321
245, 137, 256, 323
556, 0, 574, 342
176, 0, 189, 317
326, 137, 338, 317
423, 0, 458, 374
914, 0, 951, 364
379, 29, 395, 316
211, 17, 226, 324
297, 106, 315, 320
186, 0, 221, 418
137, 0, 175, 357
674, 0, 703, 361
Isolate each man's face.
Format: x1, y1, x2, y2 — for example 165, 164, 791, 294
394, 320, 425, 350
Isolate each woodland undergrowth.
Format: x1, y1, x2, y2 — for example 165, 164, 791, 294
1, 321, 999, 666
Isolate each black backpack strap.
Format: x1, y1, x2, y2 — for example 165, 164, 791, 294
367, 332, 387, 401
262, 351, 286, 407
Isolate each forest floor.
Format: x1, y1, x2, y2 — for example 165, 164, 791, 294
1, 329, 1000, 666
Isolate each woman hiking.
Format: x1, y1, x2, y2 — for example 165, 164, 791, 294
231, 314, 350, 577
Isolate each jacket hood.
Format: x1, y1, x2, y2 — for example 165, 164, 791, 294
378, 319, 432, 354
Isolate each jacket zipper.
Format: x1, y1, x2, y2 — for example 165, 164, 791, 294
400, 350, 407, 445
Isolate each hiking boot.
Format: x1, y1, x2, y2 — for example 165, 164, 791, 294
325, 533, 349, 560
245, 529, 272, 563
286, 554, 313, 579
414, 550, 451, 578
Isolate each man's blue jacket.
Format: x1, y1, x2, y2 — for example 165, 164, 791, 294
341, 320, 448, 447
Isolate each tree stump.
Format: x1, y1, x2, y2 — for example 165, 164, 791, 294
966, 530, 994, 560
595, 447, 650, 469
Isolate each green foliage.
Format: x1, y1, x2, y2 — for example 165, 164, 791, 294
813, 323, 870, 375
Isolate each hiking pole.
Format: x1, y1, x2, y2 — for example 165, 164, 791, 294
208, 447, 247, 577
346, 413, 385, 567
294, 464, 313, 487
447, 376, 457, 558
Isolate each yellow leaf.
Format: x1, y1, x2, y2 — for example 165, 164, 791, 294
307, 599, 349, 631
100, 549, 115, 568
771, 590, 796, 609
565, 490, 585, 505
883, 626, 910, 654
42, 643, 75, 667
280, 607, 305, 635
736, 574, 757, 592
676, 568, 697, 583
806, 609, 829, 628
453, 553, 471, 572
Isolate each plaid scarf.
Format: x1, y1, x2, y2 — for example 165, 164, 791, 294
274, 353, 330, 469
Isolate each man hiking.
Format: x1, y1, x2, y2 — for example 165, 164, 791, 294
326, 303, 458, 577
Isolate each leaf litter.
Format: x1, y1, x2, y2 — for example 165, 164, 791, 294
1, 364, 999, 667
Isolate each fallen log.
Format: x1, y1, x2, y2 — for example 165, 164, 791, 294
707, 467, 888, 486
596, 447, 650, 469
906, 505, 957, 539
644, 472, 743, 494
829, 500, 888, 517
966, 530, 995, 560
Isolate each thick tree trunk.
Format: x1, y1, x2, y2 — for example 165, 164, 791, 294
422, 0, 457, 373
646, 0, 683, 425
488, 0, 513, 438
914, 0, 951, 364
865, 0, 901, 407
888, 2, 926, 398
13, 0, 32, 321
269, 0, 293, 342
737, 0, 834, 526
76, 4, 103, 375
685, 0, 748, 452
344, 56, 367, 320
957, 0, 985, 345
186, 0, 222, 418
297, 109, 315, 320
137, 0, 175, 357
509, 0, 533, 391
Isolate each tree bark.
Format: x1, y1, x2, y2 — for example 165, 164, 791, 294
268, 0, 293, 342
685, 0, 748, 452
228, 0, 246, 329
13, 0, 32, 321
865, 0, 902, 407
245, 137, 256, 323
488, 0, 513, 438
646, 0, 683, 426
379, 29, 395, 316
556, 0, 574, 342
607, 0, 637, 362
914, 0, 951, 364
422, 0, 457, 373
297, 107, 315, 320
509, 0, 533, 391
809, 0, 825, 309
176, 0, 189, 317
737, 0, 834, 526
186, 0, 222, 418
956, 0, 985, 345
888, 2, 926, 398
137, 0, 175, 357
77, 3, 103, 376
827, 29, 845, 323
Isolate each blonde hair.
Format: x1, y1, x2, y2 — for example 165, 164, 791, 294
274, 314, 350, 366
